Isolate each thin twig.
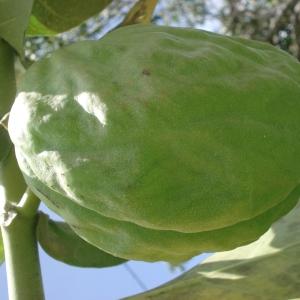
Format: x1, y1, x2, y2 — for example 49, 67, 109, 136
0, 112, 10, 130
119, 0, 158, 27
123, 263, 147, 291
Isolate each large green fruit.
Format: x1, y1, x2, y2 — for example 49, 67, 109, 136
8, 25, 300, 262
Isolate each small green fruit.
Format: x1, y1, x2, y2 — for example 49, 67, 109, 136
9, 25, 300, 262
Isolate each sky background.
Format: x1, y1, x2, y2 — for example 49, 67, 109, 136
0, 1, 222, 299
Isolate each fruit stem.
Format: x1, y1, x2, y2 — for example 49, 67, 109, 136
1, 190, 44, 300
0, 39, 45, 300
0, 39, 16, 119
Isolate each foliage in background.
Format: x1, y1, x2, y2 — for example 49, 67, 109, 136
27, 0, 113, 35
24, 0, 300, 62
24, 0, 207, 61
221, 0, 300, 59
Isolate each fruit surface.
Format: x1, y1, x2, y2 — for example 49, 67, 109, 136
9, 25, 300, 262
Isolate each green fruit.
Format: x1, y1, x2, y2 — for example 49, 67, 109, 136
8, 25, 300, 262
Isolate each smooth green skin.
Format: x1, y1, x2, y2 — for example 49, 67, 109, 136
37, 212, 126, 267
27, 0, 113, 36
8, 25, 300, 261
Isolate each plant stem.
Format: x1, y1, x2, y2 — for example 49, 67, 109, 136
1, 191, 44, 300
0, 38, 16, 119
0, 37, 45, 300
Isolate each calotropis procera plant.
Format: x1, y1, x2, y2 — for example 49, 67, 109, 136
0, 0, 300, 299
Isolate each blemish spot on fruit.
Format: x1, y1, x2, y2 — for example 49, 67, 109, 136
142, 69, 151, 76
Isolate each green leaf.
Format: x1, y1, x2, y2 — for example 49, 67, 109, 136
127, 201, 300, 299
26, 15, 56, 36
27, 0, 113, 36
37, 213, 127, 268
0, 0, 34, 55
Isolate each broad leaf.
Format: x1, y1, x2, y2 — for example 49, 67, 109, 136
0, 0, 34, 55
128, 201, 300, 299
27, 0, 113, 36
37, 213, 127, 268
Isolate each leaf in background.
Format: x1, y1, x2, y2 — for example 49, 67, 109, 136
27, 15, 56, 36
27, 0, 113, 36
0, 0, 34, 55
127, 201, 300, 299
119, 0, 159, 27
37, 213, 127, 268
